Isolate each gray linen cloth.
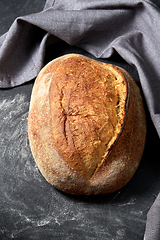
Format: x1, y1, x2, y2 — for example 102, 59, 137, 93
0, 0, 160, 139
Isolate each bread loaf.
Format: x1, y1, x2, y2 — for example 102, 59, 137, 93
28, 54, 146, 195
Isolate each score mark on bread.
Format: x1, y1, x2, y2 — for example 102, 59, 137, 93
28, 54, 146, 195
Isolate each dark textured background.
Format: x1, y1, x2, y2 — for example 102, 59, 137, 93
0, 1, 160, 239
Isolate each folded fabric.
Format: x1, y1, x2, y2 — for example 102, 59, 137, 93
144, 193, 160, 240
0, 0, 160, 239
0, 0, 160, 141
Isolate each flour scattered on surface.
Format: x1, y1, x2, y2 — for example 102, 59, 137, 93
0, 93, 41, 182
0, 92, 146, 240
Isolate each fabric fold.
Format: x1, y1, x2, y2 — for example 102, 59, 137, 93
43, 0, 55, 10
144, 193, 160, 240
0, 0, 160, 138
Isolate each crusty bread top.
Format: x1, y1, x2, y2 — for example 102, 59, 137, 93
46, 54, 128, 180
28, 54, 146, 194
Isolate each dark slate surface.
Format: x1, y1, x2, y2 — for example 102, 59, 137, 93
0, 1, 160, 239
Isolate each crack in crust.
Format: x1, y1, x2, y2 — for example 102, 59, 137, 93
59, 87, 68, 142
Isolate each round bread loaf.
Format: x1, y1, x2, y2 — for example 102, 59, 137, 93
28, 54, 146, 195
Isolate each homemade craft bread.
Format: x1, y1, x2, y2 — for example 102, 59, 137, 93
28, 54, 146, 195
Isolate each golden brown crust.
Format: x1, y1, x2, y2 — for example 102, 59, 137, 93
28, 54, 146, 195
